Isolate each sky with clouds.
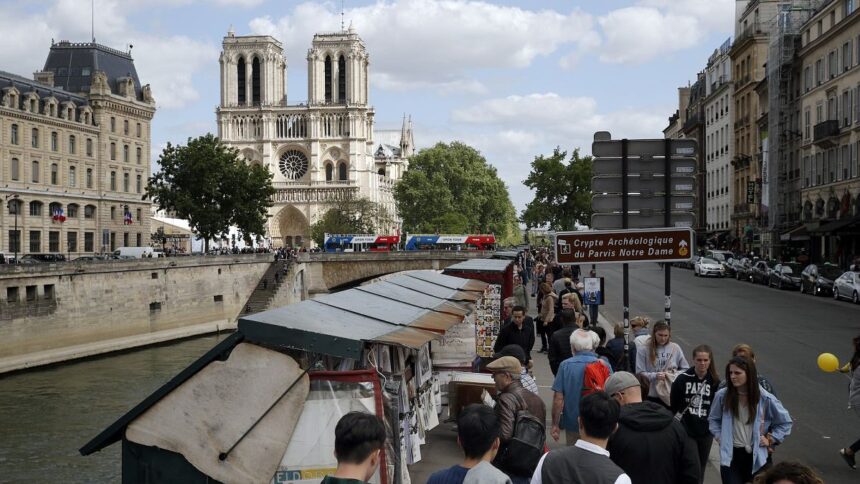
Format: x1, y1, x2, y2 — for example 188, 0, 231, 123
0, 0, 737, 214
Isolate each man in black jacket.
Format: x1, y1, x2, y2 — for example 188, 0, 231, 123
548, 309, 578, 376
604, 372, 700, 484
493, 306, 534, 363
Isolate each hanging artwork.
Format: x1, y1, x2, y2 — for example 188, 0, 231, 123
474, 284, 502, 357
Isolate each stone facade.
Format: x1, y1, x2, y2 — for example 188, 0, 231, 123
216, 27, 412, 248
798, 0, 860, 261
0, 41, 155, 259
704, 39, 735, 233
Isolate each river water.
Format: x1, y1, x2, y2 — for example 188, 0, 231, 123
0, 333, 227, 483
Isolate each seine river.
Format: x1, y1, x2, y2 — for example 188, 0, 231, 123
0, 334, 227, 483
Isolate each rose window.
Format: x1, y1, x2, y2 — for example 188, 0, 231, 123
278, 150, 309, 180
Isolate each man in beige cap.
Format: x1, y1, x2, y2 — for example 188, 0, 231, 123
485, 356, 546, 482
604, 372, 699, 484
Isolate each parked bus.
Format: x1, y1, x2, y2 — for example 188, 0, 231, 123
323, 234, 400, 252
404, 234, 496, 251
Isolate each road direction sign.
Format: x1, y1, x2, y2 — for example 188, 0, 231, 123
591, 212, 695, 229
592, 157, 696, 176
592, 175, 696, 194
592, 194, 695, 212
554, 227, 694, 264
592, 138, 697, 158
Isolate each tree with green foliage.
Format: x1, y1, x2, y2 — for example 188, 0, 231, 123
145, 134, 275, 252
521, 148, 593, 231
310, 197, 395, 247
393, 141, 519, 245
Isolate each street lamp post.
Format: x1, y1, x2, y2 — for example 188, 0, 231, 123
5, 194, 20, 262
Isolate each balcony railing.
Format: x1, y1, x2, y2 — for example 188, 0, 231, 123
271, 185, 359, 204
813, 120, 840, 147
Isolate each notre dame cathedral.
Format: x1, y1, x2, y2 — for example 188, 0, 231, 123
216, 25, 412, 248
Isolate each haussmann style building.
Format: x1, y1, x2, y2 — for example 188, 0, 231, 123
1, 41, 155, 260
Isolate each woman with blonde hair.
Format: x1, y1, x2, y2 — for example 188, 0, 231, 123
635, 320, 689, 407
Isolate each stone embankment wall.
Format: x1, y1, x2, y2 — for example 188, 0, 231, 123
0, 255, 273, 374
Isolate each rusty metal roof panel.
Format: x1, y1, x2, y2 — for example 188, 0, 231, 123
312, 291, 462, 332
443, 259, 512, 273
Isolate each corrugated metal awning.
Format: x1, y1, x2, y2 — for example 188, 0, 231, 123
443, 259, 512, 273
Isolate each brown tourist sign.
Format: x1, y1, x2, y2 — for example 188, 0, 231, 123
555, 227, 694, 265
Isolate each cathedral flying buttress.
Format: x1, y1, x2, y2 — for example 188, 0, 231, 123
216, 25, 412, 248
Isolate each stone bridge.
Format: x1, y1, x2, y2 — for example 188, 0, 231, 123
294, 251, 494, 294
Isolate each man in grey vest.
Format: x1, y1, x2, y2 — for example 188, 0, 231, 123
530, 392, 631, 484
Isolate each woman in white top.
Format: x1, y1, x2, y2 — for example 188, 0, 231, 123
635, 321, 689, 407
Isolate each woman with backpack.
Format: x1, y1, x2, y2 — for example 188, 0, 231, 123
671, 344, 721, 483
635, 321, 689, 408
709, 356, 793, 484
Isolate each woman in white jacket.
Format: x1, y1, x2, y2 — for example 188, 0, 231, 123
635, 320, 689, 407
839, 334, 860, 469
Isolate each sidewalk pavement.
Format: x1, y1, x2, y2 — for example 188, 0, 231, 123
408, 297, 721, 483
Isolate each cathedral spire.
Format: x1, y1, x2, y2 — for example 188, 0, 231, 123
399, 113, 408, 153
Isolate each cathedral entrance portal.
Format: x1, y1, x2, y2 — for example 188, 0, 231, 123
273, 205, 310, 248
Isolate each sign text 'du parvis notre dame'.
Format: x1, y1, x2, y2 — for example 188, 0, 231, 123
555, 227, 694, 265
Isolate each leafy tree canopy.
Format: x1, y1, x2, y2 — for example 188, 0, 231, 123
310, 198, 395, 247
393, 141, 519, 245
145, 134, 275, 251
521, 147, 593, 231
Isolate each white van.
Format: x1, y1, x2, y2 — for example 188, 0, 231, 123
113, 247, 156, 259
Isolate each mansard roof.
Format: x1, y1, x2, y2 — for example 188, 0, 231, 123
43, 41, 142, 100
0, 70, 88, 107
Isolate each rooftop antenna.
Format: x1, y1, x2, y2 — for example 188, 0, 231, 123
341, 0, 345, 31
91, 0, 95, 43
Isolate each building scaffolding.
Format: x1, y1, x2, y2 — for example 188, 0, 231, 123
766, 1, 825, 245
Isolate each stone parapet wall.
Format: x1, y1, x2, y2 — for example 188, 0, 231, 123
0, 255, 273, 373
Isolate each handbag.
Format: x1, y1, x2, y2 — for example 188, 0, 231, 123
654, 345, 679, 406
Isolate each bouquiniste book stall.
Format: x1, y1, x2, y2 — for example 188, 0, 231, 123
80, 268, 512, 484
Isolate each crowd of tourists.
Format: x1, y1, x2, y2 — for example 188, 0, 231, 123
315, 247, 860, 484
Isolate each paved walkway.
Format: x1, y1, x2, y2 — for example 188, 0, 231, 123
409, 293, 721, 483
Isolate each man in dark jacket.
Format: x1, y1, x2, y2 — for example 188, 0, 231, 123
486, 356, 546, 482
604, 372, 699, 484
493, 306, 534, 363
548, 309, 578, 375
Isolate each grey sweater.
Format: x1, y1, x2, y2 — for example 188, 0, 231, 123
463, 461, 511, 484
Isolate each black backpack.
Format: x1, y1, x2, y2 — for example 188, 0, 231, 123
495, 391, 545, 477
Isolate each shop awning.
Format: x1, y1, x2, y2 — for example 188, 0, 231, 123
780, 224, 810, 241
443, 259, 513, 274
811, 214, 860, 234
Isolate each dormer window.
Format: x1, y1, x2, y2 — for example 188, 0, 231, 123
29, 99, 36, 112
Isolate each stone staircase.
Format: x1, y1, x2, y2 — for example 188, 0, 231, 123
241, 259, 292, 315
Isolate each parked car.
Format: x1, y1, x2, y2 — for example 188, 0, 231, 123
680, 255, 701, 270
750, 260, 776, 285
18, 253, 67, 264
769, 262, 803, 289
800, 263, 843, 296
833, 271, 860, 304
706, 250, 734, 272
732, 258, 753, 280
694, 257, 725, 277
73, 255, 111, 262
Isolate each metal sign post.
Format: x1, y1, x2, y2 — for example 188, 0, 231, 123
585, 132, 698, 370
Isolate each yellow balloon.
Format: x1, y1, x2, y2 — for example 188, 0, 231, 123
817, 353, 839, 373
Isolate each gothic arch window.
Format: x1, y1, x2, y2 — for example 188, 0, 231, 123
378, 168, 386, 177
325, 162, 333, 181
237, 57, 246, 105
324, 55, 333, 103
338, 54, 346, 103
278, 150, 309, 180
338, 161, 348, 181
252, 56, 261, 106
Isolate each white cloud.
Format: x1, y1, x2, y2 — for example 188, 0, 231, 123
597, 7, 702, 64
248, 0, 597, 93
0, 0, 216, 111
637, 0, 735, 33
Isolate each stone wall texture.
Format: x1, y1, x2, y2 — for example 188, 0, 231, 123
0, 255, 272, 373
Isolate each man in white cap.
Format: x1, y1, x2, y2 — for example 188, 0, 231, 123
604, 372, 699, 484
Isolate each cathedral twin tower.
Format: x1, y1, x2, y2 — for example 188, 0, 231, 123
216, 26, 410, 248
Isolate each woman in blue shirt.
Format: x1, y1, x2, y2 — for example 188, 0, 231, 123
708, 356, 792, 484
